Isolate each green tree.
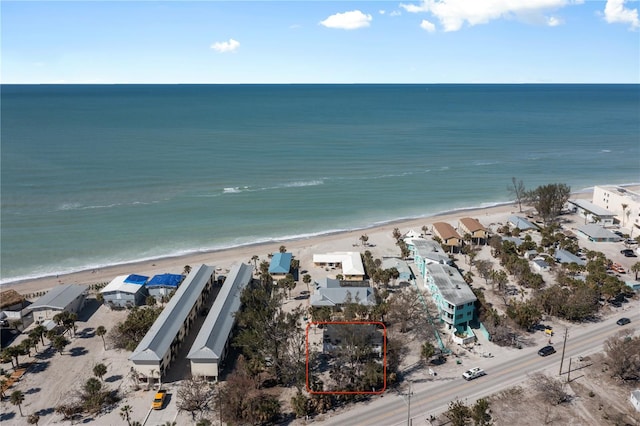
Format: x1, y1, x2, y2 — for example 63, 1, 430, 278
251, 255, 259, 272
526, 183, 571, 224
631, 261, 640, 280
146, 295, 157, 306
421, 341, 435, 363
109, 306, 163, 351
95, 325, 107, 350
392, 227, 402, 241
279, 245, 287, 253
93, 363, 107, 381
291, 391, 310, 418
183, 265, 192, 275
471, 398, 492, 426
10, 390, 25, 416
359, 234, 369, 247
445, 399, 471, 426
303, 274, 312, 293
52, 335, 70, 354
27, 413, 40, 425
31, 325, 47, 346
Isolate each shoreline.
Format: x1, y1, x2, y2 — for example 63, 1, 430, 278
2, 184, 635, 296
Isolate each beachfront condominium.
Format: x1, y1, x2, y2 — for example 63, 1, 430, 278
592, 185, 640, 232
423, 263, 477, 333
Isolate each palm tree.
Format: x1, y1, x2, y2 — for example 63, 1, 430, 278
360, 234, 369, 247
303, 274, 312, 293
183, 265, 192, 276
279, 245, 287, 253
95, 325, 107, 350
93, 363, 107, 381
392, 227, 402, 242
251, 255, 259, 272
631, 262, 640, 280
621, 203, 628, 227
27, 413, 40, 425
120, 404, 133, 426
10, 390, 24, 416
421, 225, 429, 237
31, 325, 47, 346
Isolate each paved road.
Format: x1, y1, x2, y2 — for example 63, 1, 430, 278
320, 309, 640, 426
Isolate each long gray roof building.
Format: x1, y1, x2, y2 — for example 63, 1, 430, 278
187, 263, 252, 363
28, 284, 86, 310
129, 264, 215, 363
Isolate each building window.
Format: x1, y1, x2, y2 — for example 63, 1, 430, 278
456, 314, 463, 319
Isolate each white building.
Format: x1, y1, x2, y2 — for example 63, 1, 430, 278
630, 389, 640, 412
100, 274, 148, 308
313, 252, 365, 280
187, 263, 252, 381
28, 284, 86, 323
593, 185, 640, 232
129, 264, 215, 380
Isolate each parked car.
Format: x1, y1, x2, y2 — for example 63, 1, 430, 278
625, 238, 638, 245
613, 230, 624, 237
538, 345, 556, 357
616, 317, 631, 326
610, 300, 623, 308
152, 389, 167, 410
620, 249, 637, 257
462, 367, 486, 381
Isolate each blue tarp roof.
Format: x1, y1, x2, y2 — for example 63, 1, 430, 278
269, 252, 292, 274
147, 273, 183, 287
124, 274, 149, 285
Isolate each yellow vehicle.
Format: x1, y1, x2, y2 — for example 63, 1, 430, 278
544, 328, 554, 337
152, 390, 166, 410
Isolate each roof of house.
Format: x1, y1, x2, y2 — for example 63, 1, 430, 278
501, 236, 524, 247
507, 215, 538, 231
187, 263, 252, 361
28, 284, 86, 311
147, 273, 183, 288
129, 264, 215, 363
268, 252, 292, 274
532, 259, 550, 269
555, 249, 586, 266
310, 287, 375, 307
426, 263, 477, 306
0, 290, 25, 309
381, 258, 412, 281
569, 199, 615, 217
432, 222, 461, 241
459, 217, 486, 233
312, 252, 365, 276
101, 275, 148, 295
577, 224, 621, 240
412, 239, 451, 264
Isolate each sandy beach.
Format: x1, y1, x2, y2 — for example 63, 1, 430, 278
2, 188, 605, 298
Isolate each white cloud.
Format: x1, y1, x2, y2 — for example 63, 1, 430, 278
210, 38, 240, 53
421, 19, 437, 32
379, 10, 386, 15
400, 0, 570, 31
546, 16, 563, 26
320, 10, 372, 30
604, 0, 639, 29
390, 10, 403, 17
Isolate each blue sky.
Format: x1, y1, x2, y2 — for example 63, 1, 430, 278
2, 0, 639, 84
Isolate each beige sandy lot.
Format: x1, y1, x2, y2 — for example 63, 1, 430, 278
1, 186, 638, 425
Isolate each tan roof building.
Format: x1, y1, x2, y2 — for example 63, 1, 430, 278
432, 222, 462, 251
458, 217, 487, 243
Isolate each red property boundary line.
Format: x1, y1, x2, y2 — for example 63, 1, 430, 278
305, 320, 387, 395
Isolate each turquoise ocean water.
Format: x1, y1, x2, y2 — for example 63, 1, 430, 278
1, 84, 639, 284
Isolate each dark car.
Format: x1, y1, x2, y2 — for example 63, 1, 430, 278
538, 345, 556, 357
610, 300, 623, 308
621, 249, 637, 257
616, 317, 631, 326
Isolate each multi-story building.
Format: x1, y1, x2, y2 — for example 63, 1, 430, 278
424, 263, 476, 333
593, 185, 640, 232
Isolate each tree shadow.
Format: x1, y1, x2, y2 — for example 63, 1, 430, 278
25, 387, 41, 395
35, 346, 56, 360
69, 347, 88, 357
105, 374, 123, 383
0, 411, 16, 422
35, 407, 55, 416
28, 361, 50, 374
77, 327, 95, 338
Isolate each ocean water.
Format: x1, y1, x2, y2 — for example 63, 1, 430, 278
1, 84, 639, 284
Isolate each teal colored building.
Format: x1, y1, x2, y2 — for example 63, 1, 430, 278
424, 263, 476, 333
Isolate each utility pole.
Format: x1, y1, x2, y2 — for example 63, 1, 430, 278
559, 327, 568, 376
567, 357, 572, 383
407, 380, 413, 426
